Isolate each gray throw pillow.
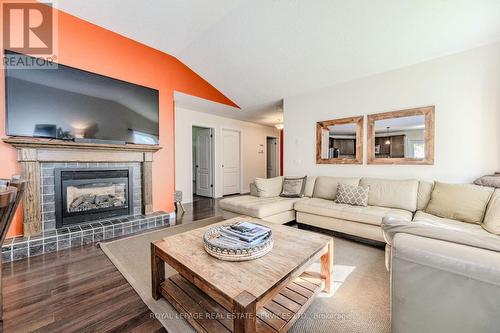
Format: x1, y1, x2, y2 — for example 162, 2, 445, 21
280, 176, 307, 198
335, 183, 369, 206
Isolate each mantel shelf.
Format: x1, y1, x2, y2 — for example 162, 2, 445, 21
2, 136, 162, 153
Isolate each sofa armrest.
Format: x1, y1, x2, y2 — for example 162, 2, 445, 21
382, 216, 500, 253
390, 233, 500, 333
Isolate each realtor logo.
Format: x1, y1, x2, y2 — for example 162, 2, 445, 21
2, 1, 58, 69
2, 1, 54, 54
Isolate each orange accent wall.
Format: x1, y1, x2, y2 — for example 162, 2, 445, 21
0, 3, 238, 237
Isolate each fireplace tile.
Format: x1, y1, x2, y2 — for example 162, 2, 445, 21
90, 222, 102, 229
43, 177, 55, 186
70, 235, 82, 247
93, 230, 103, 242
44, 240, 57, 253
57, 228, 70, 235
43, 211, 56, 222
80, 224, 92, 231
57, 234, 70, 250
42, 202, 55, 212
132, 222, 141, 233
113, 225, 123, 237
13, 248, 28, 261
29, 241, 44, 256
44, 220, 56, 231
42, 185, 55, 195
104, 226, 114, 239
2, 246, 12, 262
82, 231, 93, 245
69, 226, 82, 233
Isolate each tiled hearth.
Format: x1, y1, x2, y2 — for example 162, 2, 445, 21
2, 211, 174, 262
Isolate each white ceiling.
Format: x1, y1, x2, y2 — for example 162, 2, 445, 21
55, 0, 500, 126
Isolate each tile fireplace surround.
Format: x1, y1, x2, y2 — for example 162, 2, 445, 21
1, 137, 174, 262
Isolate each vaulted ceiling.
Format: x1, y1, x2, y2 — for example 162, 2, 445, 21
56, 0, 500, 125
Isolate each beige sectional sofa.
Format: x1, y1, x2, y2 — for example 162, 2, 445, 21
220, 176, 435, 244
221, 175, 500, 332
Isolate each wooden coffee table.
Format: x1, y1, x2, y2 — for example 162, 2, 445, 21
151, 217, 333, 333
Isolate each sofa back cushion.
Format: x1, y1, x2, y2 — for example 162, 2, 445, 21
425, 182, 494, 224
482, 189, 500, 235
313, 176, 360, 200
417, 180, 434, 210
360, 178, 419, 211
254, 176, 283, 198
304, 176, 317, 197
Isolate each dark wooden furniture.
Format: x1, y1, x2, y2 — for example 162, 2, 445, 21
367, 106, 435, 165
316, 116, 364, 164
151, 217, 334, 333
0, 178, 25, 329
375, 135, 406, 158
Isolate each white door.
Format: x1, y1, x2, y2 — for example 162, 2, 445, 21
267, 137, 278, 178
195, 128, 213, 197
222, 129, 241, 195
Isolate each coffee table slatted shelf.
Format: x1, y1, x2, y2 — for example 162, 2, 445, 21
161, 272, 324, 333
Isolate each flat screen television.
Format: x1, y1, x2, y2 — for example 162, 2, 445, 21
5, 51, 160, 145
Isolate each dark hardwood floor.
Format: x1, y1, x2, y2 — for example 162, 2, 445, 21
1, 197, 225, 333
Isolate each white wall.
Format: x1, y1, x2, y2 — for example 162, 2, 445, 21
175, 106, 280, 203
284, 43, 500, 183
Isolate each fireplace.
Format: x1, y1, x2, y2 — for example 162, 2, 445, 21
55, 168, 134, 228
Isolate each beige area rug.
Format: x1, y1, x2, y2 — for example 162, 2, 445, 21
99, 218, 390, 333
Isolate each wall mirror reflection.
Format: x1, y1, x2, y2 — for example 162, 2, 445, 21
316, 116, 363, 164
367, 106, 434, 165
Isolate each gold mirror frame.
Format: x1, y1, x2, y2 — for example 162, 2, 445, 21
367, 106, 435, 165
316, 116, 364, 164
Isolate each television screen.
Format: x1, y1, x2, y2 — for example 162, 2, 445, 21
5, 51, 160, 145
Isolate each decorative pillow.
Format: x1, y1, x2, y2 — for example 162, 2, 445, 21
335, 183, 369, 207
280, 176, 307, 198
425, 182, 494, 224
254, 176, 283, 198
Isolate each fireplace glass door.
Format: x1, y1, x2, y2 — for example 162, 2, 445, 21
55, 168, 133, 228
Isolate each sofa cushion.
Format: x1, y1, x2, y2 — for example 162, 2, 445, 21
425, 182, 494, 224
360, 178, 419, 212
313, 176, 360, 200
294, 198, 412, 226
335, 184, 369, 206
381, 211, 500, 253
417, 180, 434, 210
483, 189, 500, 235
219, 195, 303, 218
304, 176, 317, 197
254, 176, 283, 198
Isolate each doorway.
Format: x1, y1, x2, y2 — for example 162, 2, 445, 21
266, 137, 279, 178
222, 129, 241, 195
192, 126, 214, 198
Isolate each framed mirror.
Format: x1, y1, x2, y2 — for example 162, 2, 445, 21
316, 116, 364, 164
367, 106, 435, 165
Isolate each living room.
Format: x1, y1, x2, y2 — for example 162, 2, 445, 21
0, 1, 499, 333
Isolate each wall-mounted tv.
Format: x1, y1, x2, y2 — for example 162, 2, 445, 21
5, 51, 160, 145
